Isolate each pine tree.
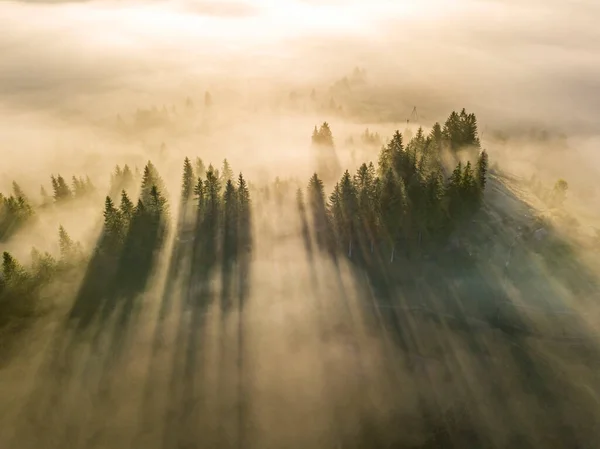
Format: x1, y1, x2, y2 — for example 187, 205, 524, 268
379, 168, 406, 262
149, 185, 168, 218
12, 181, 26, 200
204, 165, 221, 218
140, 161, 166, 206
103, 196, 123, 250
462, 161, 478, 211
378, 131, 403, 177
194, 177, 205, 209
221, 159, 234, 185
338, 170, 359, 257
30, 247, 56, 283
52, 175, 72, 202
317, 122, 334, 147
119, 190, 134, 225
222, 179, 238, 258
476, 149, 489, 191
311, 126, 319, 145
195, 157, 206, 178
2, 251, 26, 283
181, 157, 195, 203
58, 225, 74, 260
307, 173, 329, 249
72, 176, 84, 197
237, 173, 250, 208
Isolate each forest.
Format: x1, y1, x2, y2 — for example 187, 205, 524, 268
0, 109, 488, 334
3, 93, 600, 449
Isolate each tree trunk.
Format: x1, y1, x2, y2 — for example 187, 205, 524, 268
370, 240, 374, 254
348, 240, 352, 258
390, 244, 395, 263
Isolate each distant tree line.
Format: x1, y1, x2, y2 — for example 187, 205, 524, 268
0, 173, 97, 242
0, 225, 83, 330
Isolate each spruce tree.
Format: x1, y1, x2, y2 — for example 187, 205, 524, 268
72, 176, 84, 197
194, 177, 205, 209
195, 157, 206, 178
307, 173, 329, 249
2, 251, 26, 283
181, 157, 195, 203
221, 159, 234, 185
204, 165, 221, 219
476, 149, 489, 191
52, 175, 72, 202
222, 179, 238, 258
103, 196, 124, 250
119, 190, 134, 226
379, 169, 405, 262
318, 122, 334, 147
140, 161, 166, 206
12, 182, 26, 201
58, 225, 74, 260
338, 170, 359, 257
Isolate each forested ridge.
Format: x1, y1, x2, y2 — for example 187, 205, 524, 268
5, 108, 599, 449
0, 109, 488, 332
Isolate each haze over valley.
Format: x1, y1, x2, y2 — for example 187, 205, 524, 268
1, 1, 600, 448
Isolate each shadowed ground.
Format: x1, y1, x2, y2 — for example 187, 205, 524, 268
1, 174, 600, 449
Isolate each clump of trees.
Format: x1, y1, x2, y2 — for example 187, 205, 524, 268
312, 122, 342, 183
0, 225, 83, 329
49, 174, 95, 203
1, 173, 98, 241
305, 109, 489, 262
0, 182, 34, 241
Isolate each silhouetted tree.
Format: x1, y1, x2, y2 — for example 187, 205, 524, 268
52, 175, 72, 202
181, 157, 195, 204
221, 159, 234, 185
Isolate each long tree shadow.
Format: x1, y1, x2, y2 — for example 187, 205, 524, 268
13, 182, 169, 449
319, 172, 600, 447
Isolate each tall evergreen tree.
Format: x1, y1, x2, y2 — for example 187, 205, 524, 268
307, 173, 330, 249
379, 168, 406, 262
181, 157, 195, 203
58, 225, 74, 260
119, 190, 134, 226
2, 251, 26, 284
222, 179, 238, 258
12, 182, 26, 201
103, 196, 124, 251
204, 165, 221, 220
52, 175, 72, 202
476, 149, 489, 192
139, 161, 166, 206
195, 157, 206, 178
221, 159, 234, 185
338, 170, 359, 257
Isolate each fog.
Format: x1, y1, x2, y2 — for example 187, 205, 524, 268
1, 0, 600, 448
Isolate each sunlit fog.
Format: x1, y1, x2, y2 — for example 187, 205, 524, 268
0, 0, 599, 448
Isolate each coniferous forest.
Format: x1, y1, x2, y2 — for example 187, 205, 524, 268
1, 110, 489, 333
0, 102, 599, 449
3, 1, 600, 447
